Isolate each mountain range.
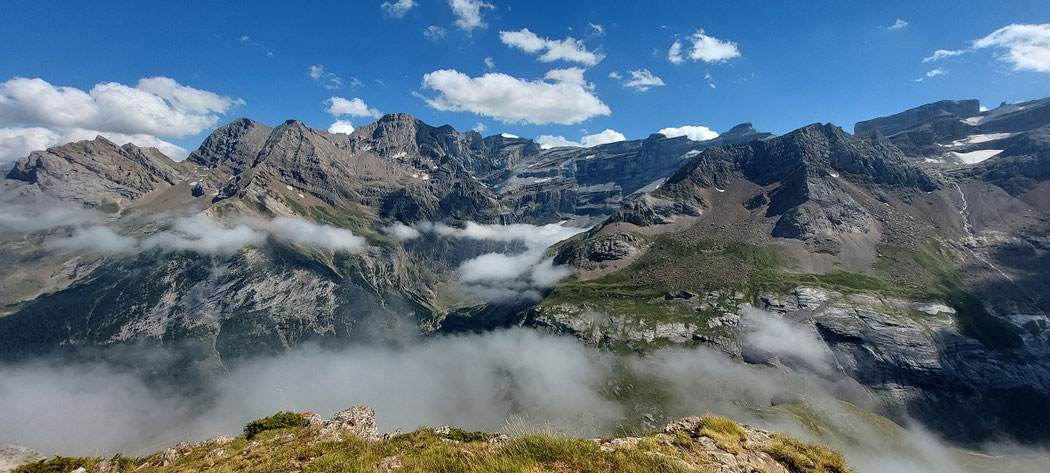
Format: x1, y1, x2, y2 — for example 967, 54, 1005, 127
1, 96, 1049, 446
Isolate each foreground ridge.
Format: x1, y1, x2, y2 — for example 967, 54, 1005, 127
9, 406, 850, 473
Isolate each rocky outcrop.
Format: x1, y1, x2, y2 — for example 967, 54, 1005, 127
854, 100, 980, 137
0, 444, 44, 473
4, 136, 189, 207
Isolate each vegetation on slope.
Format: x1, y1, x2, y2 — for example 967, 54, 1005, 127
14, 411, 852, 473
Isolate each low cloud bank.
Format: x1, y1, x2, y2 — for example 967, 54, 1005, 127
0, 327, 1043, 472
36, 214, 369, 255
385, 221, 586, 302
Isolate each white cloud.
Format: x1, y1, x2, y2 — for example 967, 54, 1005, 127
46, 226, 137, 253
888, 19, 908, 30
141, 215, 367, 255
741, 308, 830, 374
972, 23, 1050, 73
381, 0, 417, 18
588, 22, 605, 36
926, 68, 947, 77
141, 215, 266, 255
658, 125, 719, 141
383, 223, 422, 241
328, 119, 355, 135
0, 204, 104, 234
0, 75, 238, 164
922, 49, 964, 62
448, 0, 493, 32
704, 71, 717, 89
668, 40, 685, 64
543, 67, 589, 86
0, 76, 241, 139
913, 67, 948, 83
473, 122, 487, 132
267, 217, 367, 253
580, 129, 625, 147
424, 25, 447, 40
0, 126, 188, 166
420, 69, 611, 125
324, 97, 381, 118
608, 71, 622, 80
408, 221, 586, 302
307, 65, 343, 90
922, 24, 1050, 73
668, 29, 741, 64
622, 69, 665, 91
536, 135, 581, 149
500, 28, 604, 66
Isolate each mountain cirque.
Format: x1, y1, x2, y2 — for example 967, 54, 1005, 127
1, 98, 1049, 445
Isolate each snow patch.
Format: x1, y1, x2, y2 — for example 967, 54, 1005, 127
952, 149, 1003, 164
949, 133, 1014, 147
501, 133, 519, 139
683, 150, 700, 158
714, 188, 725, 193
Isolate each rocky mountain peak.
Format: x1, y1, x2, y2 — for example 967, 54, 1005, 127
4, 135, 188, 205
854, 99, 981, 137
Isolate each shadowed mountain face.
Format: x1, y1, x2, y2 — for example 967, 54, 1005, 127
1, 101, 1050, 445
533, 109, 1050, 444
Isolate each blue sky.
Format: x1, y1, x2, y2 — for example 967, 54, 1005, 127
1, 0, 1048, 164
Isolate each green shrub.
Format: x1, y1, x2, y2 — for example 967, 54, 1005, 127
13, 456, 98, 473
243, 411, 306, 439
764, 433, 852, 473
442, 427, 490, 443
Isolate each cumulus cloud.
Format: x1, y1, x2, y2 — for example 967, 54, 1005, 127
499, 28, 604, 66
381, 0, 416, 18
307, 65, 343, 90
972, 23, 1050, 73
328, 119, 355, 135
658, 125, 719, 141
888, 19, 909, 30
0, 77, 241, 138
580, 129, 626, 147
448, 0, 493, 32
543, 67, 589, 86
46, 226, 137, 253
324, 97, 381, 118
668, 29, 741, 64
536, 129, 625, 149
0, 76, 240, 164
536, 135, 581, 149
423, 25, 447, 40
420, 69, 611, 125
923, 23, 1050, 73
622, 69, 665, 91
